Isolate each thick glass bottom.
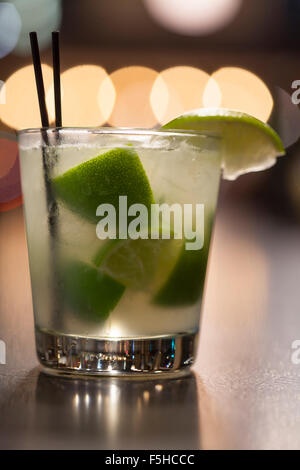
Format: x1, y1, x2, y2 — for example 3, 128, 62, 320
36, 328, 198, 377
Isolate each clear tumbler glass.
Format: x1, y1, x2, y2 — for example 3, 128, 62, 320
18, 128, 221, 376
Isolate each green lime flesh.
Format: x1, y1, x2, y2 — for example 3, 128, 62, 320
53, 147, 154, 223
93, 233, 183, 291
60, 260, 125, 322
153, 215, 213, 306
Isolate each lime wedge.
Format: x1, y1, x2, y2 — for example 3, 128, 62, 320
53, 148, 154, 223
153, 240, 209, 306
94, 232, 183, 291
60, 260, 125, 322
153, 214, 213, 306
163, 108, 285, 180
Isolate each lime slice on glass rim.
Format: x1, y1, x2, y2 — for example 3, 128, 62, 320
163, 108, 285, 180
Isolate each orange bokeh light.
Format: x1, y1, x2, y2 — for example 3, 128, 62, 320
108, 66, 159, 128
47, 65, 115, 127
204, 67, 274, 122
0, 194, 23, 213
0, 64, 53, 130
151, 66, 211, 125
0, 136, 18, 178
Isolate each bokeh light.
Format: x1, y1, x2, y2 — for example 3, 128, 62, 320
0, 126, 22, 216
287, 155, 300, 220
47, 65, 115, 127
0, 133, 18, 178
0, 195, 22, 213
276, 87, 300, 148
98, 76, 117, 124
108, 66, 159, 128
0, 80, 5, 104
11, 0, 62, 56
144, 0, 242, 36
0, 143, 22, 212
0, 151, 20, 203
0, 64, 53, 130
0, 2, 21, 58
202, 77, 222, 108
151, 66, 211, 125
204, 67, 273, 122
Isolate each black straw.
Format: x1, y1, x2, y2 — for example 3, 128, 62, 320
29, 32, 49, 128
29, 31, 62, 325
29, 30, 56, 236
52, 31, 62, 127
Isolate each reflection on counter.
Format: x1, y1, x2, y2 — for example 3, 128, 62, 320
0, 370, 200, 449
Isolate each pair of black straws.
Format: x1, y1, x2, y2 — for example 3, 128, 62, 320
29, 31, 62, 129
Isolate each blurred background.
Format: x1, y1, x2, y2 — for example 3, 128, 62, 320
0, 0, 300, 334
1, 2, 300, 345
1, 1, 300, 450
0, 0, 300, 218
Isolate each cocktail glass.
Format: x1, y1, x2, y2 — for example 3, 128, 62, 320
18, 127, 221, 376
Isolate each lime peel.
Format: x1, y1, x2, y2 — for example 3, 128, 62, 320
53, 147, 154, 223
60, 260, 125, 322
163, 108, 285, 180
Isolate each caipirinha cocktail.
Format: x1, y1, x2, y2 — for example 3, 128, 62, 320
19, 128, 221, 374
19, 110, 285, 375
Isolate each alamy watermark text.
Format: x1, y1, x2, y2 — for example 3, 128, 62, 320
95, 196, 205, 251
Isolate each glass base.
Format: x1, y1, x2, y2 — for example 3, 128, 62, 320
36, 329, 198, 377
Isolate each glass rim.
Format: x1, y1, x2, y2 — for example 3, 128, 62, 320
17, 126, 221, 140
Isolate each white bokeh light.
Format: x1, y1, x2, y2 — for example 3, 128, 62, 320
0, 3, 21, 58
276, 87, 300, 148
144, 0, 242, 36
11, 0, 62, 55
0, 81, 6, 104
